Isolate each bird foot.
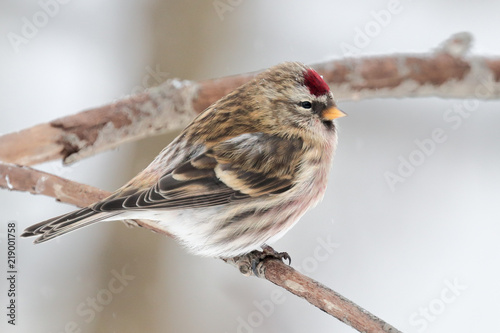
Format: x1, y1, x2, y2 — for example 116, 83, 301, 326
226, 245, 291, 277
261, 245, 291, 265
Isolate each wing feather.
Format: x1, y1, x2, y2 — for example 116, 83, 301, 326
93, 133, 303, 212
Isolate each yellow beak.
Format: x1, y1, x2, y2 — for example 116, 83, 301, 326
322, 106, 346, 120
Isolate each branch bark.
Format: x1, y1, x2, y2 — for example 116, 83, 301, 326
0, 161, 401, 332
225, 254, 401, 333
1, 33, 499, 166
260, 260, 399, 332
0, 162, 171, 236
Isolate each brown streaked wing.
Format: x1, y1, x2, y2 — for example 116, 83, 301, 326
93, 133, 301, 212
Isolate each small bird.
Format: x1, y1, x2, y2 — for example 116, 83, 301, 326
22, 62, 345, 258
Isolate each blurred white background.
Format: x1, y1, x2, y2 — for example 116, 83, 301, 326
1, 1, 499, 332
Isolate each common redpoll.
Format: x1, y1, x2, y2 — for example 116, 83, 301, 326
22, 62, 345, 258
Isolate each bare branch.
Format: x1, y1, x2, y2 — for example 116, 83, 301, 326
0, 162, 171, 236
0, 161, 401, 332
261, 260, 400, 332
0, 161, 108, 207
1, 33, 499, 167
225, 255, 402, 333
0, 80, 200, 166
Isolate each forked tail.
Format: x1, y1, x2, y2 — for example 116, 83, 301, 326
21, 208, 119, 244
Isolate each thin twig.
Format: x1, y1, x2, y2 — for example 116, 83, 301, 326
0, 161, 401, 332
1, 33, 499, 166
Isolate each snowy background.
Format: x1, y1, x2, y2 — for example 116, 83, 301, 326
1, 1, 499, 332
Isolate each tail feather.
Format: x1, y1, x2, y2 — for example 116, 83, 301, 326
21, 208, 120, 244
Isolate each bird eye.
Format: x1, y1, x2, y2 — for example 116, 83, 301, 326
300, 101, 312, 109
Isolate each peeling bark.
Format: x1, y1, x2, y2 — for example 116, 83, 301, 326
51, 79, 200, 164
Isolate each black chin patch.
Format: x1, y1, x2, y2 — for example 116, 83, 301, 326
322, 120, 334, 130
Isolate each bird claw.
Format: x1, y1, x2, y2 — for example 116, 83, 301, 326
261, 245, 291, 265
250, 246, 291, 276
225, 246, 292, 277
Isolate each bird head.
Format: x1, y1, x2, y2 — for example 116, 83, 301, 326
187, 62, 345, 145
247, 62, 345, 138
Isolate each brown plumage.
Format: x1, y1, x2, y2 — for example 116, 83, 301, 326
22, 62, 345, 257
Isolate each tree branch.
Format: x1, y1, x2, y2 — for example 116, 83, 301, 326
225, 254, 401, 333
0, 161, 401, 332
1, 33, 499, 167
0, 162, 171, 236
